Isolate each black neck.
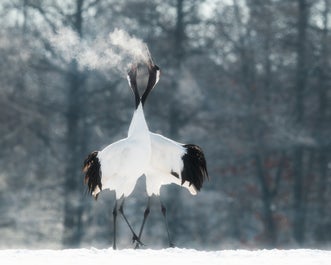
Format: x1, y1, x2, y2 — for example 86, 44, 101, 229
128, 67, 140, 109
141, 65, 159, 106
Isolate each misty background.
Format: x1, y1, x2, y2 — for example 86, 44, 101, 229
0, 0, 330, 250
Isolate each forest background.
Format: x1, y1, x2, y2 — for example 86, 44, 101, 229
0, 0, 330, 250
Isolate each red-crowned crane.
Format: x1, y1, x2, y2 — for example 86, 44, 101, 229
82, 66, 154, 249
127, 62, 209, 248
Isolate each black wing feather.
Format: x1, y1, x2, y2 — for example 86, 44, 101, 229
181, 144, 209, 191
83, 151, 102, 199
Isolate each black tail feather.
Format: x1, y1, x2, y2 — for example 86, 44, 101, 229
181, 144, 209, 191
83, 151, 102, 199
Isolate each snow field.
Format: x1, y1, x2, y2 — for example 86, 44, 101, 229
1, 248, 331, 265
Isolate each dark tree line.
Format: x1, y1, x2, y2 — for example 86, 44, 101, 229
0, 0, 330, 249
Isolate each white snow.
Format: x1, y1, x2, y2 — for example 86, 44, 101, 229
1, 248, 330, 265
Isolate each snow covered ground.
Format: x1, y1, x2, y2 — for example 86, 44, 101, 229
1, 248, 330, 265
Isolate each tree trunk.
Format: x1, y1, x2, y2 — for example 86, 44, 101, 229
316, 0, 329, 226
175, 0, 184, 67
236, 1, 278, 246
62, 59, 86, 247
165, 0, 186, 245
293, 0, 308, 245
62, 0, 86, 248
169, 0, 185, 139
254, 153, 277, 246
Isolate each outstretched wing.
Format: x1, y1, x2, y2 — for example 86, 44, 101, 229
149, 133, 209, 194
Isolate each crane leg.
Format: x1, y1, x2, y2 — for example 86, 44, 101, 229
160, 198, 175, 248
134, 196, 151, 249
118, 198, 144, 247
112, 200, 118, 250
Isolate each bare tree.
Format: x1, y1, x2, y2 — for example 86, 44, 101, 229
293, 0, 309, 245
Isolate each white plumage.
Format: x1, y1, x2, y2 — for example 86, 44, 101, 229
145, 132, 197, 196
84, 103, 150, 199
96, 103, 151, 199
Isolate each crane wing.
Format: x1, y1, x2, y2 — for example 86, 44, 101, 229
149, 133, 208, 194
